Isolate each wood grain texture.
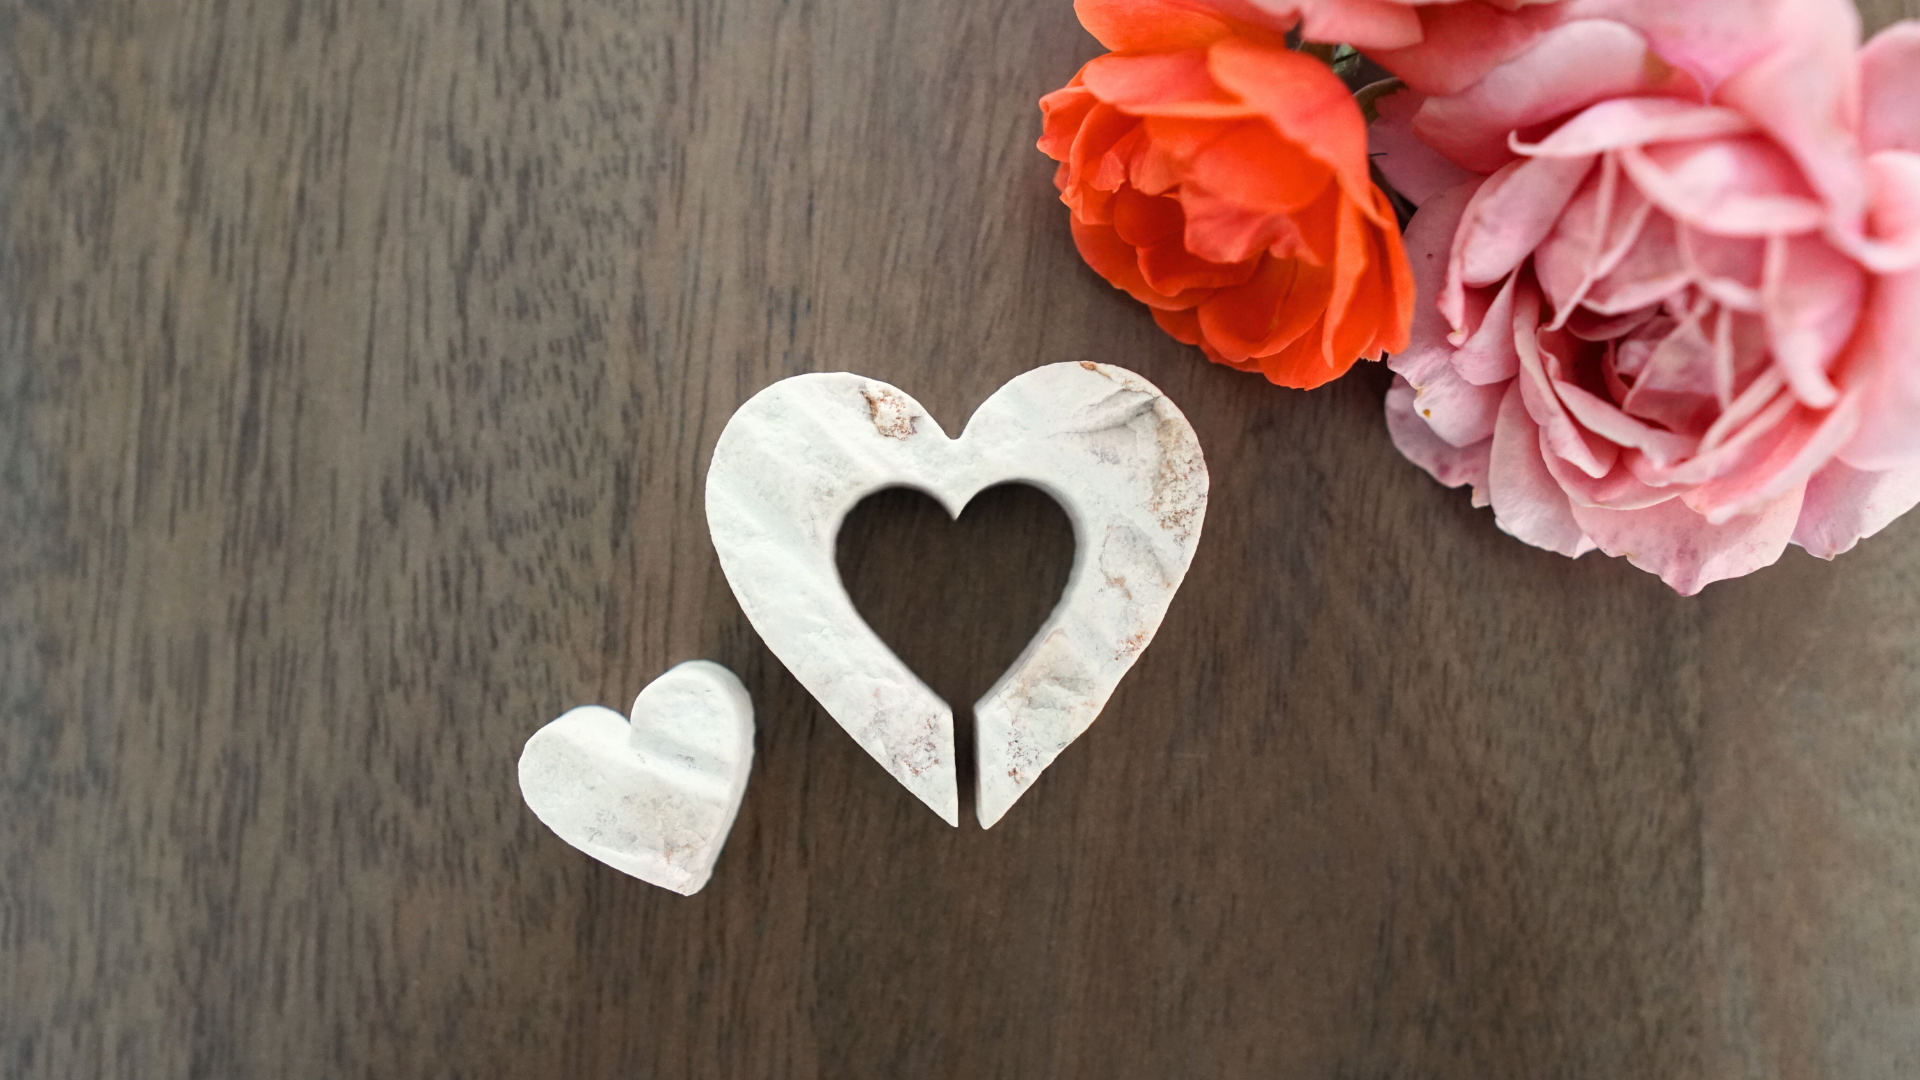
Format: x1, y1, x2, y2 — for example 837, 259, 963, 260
3, 1, 1918, 1076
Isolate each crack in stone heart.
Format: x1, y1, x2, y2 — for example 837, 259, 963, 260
707, 363, 1208, 827
836, 484, 1077, 811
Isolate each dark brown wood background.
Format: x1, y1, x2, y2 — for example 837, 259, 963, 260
6, 1, 1920, 1076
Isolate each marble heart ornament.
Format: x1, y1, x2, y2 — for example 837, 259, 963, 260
517, 660, 754, 895
706, 362, 1207, 827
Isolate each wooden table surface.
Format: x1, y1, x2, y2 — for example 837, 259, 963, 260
6, 1, 1920, 1076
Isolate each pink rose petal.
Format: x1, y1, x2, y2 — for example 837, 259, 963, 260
1452, 154, 1595, 291
1838, 247, 1920, 470
1616, 310, 1726, 437
1391, 180, 1481, 389
1836, 155, 1920, 468
1390, 180, 1474, 378
1387, 376, 1494, 502
1489, 381, 1597, 556
1369, 86, 1478, 208
1581, 209, 1688, 314
1438, 166, 1513, 330
1452, 270, 1523, 385
1415, 19, 1657, 173
1707, 308, 1775, 410
1640, 371, 1798, 487
1560, 0, 1836, 91
1684, 395, 1859, 523
1285, 0, 1424, 50
1535, 159, 1665, 324
1534, 163, 1618, 315
1541, 446, 1681, 510
1792, 459, 1920, 558
1369, 1, 1572, 97
1677, 226, 1764, 311
1555, 381, 1699, 466
1569, 481, 1803, 594
1410, 360, 1506, 449
1698, 366, 1788, 455
1513, 287, 1619, 479
1760, 234, 1862, 409
1569, 305, 1660, 344
1840, 150, 1920, 275
1860, 22, 1920, 155
1511, 99, 1752, 158
1618, 137, 1826, 238
1710, 0, 1866, 224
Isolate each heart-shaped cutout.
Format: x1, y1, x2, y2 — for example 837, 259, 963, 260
706, 362, 1208, 827
517, 660, 754, 894
838, 484, 1077, 798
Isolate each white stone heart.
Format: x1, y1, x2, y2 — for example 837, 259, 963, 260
517, 660, 754, 895
706, 362, 1207, 827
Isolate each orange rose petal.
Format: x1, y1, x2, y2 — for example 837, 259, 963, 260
1139, 237, 1260, 294
1318, 193, 1373, 365
1371, 187, 1416, 355
1093, 125, 1150, 193
1289, 185, 1342, 267
1258, 314, 1352, 389
1111, 187, 1186, 248
1330, 225, 1396, 365
1073, 0, 1288, 53
1334, 197, 1415, 360
1197, 255, 1334, 360
1206, 39, 1372, 183
1082, 50, 1253, 119
1338, 165, 1404, 232
1151, 306, 1204, 346
1071, 214, 1209, 311
1183, 119, 1334, 213
1132, 117, 1232, 194
1347, 170, 1403, 231
1178, 184, 1296, 264
1212, 345, 1265, 372
1038, 82, 1098, 162
1065, 104, 1142, 223
1257, 213, 1311, 265
1070, 105, 1143, 194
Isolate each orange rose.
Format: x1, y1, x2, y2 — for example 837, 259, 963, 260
1039, 0, 1414, 389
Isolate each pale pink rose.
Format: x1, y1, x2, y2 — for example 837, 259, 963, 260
1371, 5, 1920, 593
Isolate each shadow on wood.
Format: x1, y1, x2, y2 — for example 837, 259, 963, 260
836, 483, 1077, 821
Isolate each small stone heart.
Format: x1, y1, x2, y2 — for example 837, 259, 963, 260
707, 362, 1207, 827
517, 660, 754, 895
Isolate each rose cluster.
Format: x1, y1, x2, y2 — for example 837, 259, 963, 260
1040, 0, 1920, 593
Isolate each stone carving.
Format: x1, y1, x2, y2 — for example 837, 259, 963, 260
518, 660, 754, 894
707, 363, 1207, 826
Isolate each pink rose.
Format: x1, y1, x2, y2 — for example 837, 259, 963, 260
1370, 2, 1920, 593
